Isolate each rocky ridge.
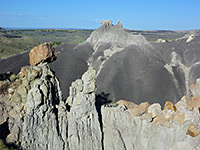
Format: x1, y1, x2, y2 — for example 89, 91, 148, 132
0, 60, 200, 149
87, 20, 149, 51
86, 21, 152, 77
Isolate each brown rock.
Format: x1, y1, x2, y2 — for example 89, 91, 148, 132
187, 124, 200, 137
147, 103, 161, 118
153, 115, 170, 127
116, 100, 137, 109
173, 112, 185, 124
164, 101, 177, 112
162, 109, 175, 121
191, 96, 200, 108
130, 102, 149, 116
29, 42, 57, 66
175, 95, 193, 111
189, 84, 200, 97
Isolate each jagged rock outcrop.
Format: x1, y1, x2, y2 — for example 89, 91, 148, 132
8, 64, 63, 149
20, 64, 64, 149
29, 42, 57, 66
87, 20, 149, 51
67, 67, 102, 150
0, 61, 200, 150
0, 63, 66, 149
102, 95, 200, 150
0, 64, 103, 150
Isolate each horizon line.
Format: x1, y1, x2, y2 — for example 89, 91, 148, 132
1, 26, 200, 32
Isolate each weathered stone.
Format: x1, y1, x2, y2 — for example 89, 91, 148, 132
130, 102, 149, 116
187, 124, 200, 137
164, 101, 177, 112
116, 99, 137, 109
9, 108, 18, 119
153, 108, 177, 127
147, 103, 161, 118
153, 114, 171, 127
1, 64, 66, 150
67, 67, 102, 150
10, 66, 45, 104
190, 84, 200, 97
0, 102, 10, 124
10, 92, 22, 103
191, 96, 200, 108
29, 42, 57, 66
175, 95, 193, 111
140, 113, 153, 122
173, 112, 185, 124
162, 109, 175, 121
19, 66, 29, 78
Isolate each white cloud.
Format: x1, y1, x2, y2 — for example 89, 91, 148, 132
93, 19, 101, 24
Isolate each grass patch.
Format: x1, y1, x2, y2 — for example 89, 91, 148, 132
0, 29, 93, 59
0, 140, 19, 150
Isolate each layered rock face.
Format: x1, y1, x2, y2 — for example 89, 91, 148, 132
0, 64, 65, 149
67, 67, 102, 150
0, 62, 102, 150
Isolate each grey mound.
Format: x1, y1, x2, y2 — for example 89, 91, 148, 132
0, 22, 200, 107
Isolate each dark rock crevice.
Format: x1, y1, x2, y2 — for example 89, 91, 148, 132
0, 121, 10, 141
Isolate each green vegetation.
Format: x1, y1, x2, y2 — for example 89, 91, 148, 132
0, 29, 93, 59
50, 41, 62, 47
109, 101, 119, 107
0, 140, 19, 150
0, 36, 40, 59
126, 29, 186, 41
0, 28, 186, 59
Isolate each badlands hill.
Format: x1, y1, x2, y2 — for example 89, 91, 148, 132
1, 21, 200, 106
0, 21, 200, 150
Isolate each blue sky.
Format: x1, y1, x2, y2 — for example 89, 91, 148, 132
0, 0, 200, 30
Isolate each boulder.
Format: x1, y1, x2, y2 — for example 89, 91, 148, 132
187, 124, 200, 137
153, 114, 171, 127
190, 84, 200, 97
192, 96, 200, 108
173, 112, 185, 124
29, 42, 57, 66
130, 102, 149, 116
147, 103, 161, 118
116, 100, 137, 109
164, 101, 177, 112
175, 95, 193, 111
